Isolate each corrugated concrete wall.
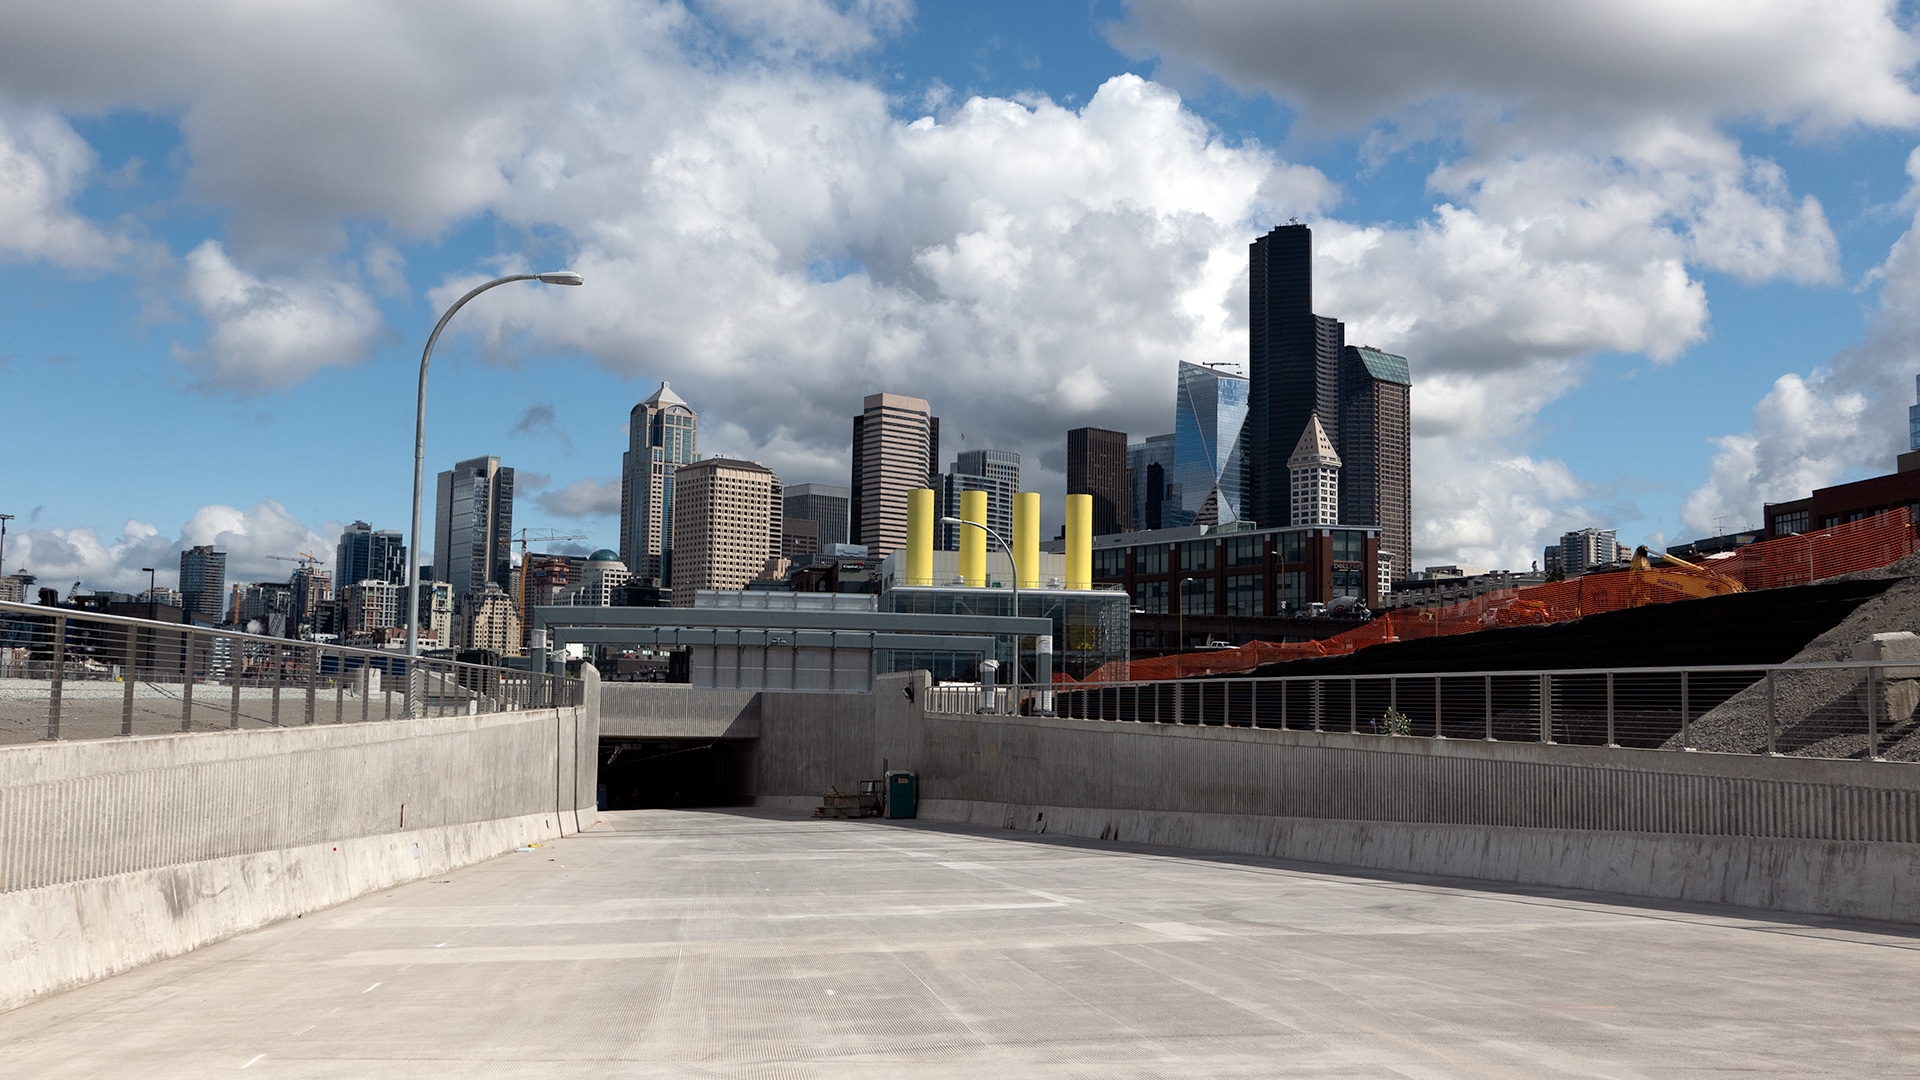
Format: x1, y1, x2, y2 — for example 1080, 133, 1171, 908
599, 683, 760, 739
0, 667, 600, 1012
750, 673, 1920, 923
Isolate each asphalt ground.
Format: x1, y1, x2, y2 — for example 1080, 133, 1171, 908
4, 809, 1918, 1078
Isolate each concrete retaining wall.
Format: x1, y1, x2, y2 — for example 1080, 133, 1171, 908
747, 672, 1920, 922
599, 683, 759, 740
0, 667, 600, 1012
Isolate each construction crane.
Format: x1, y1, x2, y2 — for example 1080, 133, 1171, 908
514, 528, 589, 649
265, 552, 325, 570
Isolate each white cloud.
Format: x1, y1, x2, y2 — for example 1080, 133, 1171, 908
0, 106, 135, 268
174, 240, 384, 394
5, 501, 333, 594
534, 478, 622, 519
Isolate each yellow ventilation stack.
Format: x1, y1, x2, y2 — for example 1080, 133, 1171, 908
906, 488, 934, 586
1013, 491, 1040, 589
1065, 493, 1092, 590
958, 489, 988, 587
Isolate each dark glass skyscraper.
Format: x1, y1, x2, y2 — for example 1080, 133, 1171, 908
335, 521, 405, 589
1339, 346, 1413, 582
1067, 427, 1132, 535
432, 455, 514, 604
1249, 224, 1344, 528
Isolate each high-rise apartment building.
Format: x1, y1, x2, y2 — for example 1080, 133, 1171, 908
850, 393, 938, 559
783, 483, 850, 547
433, 455, 514, 604
1288, 415, 1341, 527
1339, 346, 1413, 581
178, 545, 226, 623
1169, 362, 1251, 528
289, 566, 331, 635
620, 382, 699, 585
340, 579, 403, 636
670, 457, 780, 605
1544, 528, 1625, 577
553, 550, 631, 607
335, 522, 406, 591
1067, 427, 1132, 535
938, 448, 1019, 550
455, 583, 520, 655
1129, 433, 1175, 532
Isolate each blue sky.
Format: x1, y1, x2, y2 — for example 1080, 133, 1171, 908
5, 0, 1920, 590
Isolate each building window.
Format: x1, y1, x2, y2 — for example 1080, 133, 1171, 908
1136, 579, 1167, 614
1180, 540, 1215, 571
1333, 530, 1366, 562
1138, 545, 1168, 575
1276, 531, 1305, 564
1333, 567, 1363, 598
1820, 515, 1839, 529
1277, 570, 1307, 613
1226, 574, 1263, 616
1225, 535, 1262, 567
1773, 510, 1809, 537
1179, 576, 1215, 615
1093, 548, 1126, 579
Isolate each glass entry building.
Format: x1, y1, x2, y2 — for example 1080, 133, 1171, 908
880, 585, 1130, 683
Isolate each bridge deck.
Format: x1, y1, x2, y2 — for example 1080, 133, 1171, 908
3, 810, 1916, 1077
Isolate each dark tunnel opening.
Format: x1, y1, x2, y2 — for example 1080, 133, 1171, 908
597, 739, 756, 810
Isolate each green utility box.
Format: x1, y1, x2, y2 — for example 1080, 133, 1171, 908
884, 770, 918, 819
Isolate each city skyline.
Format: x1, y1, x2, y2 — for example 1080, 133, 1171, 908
6, 3, 1920, 592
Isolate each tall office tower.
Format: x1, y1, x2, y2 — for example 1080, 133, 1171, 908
1249, 224, 1345, 527
783, 483, 850, 547
1910, 374, 1920, 451
1339, 346, 1414, 581
334, 521, 406, 590
1128, 434, 1175, 531
1287, 415, 1341, 527
619, 381, 699, 585
289, 566, 332, 635
1067, 427, 1132, 535
1546, 527, 1622, 577
938, 448, 1019, 550
850, 393, 937, 558
340, 579, 403, 635
178, 545, 227, 622
1169, 362, 1251, 528
670, 457, 780, 605
432, 455, 515, 604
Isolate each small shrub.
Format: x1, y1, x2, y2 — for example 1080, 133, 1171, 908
1378, 707, 1412, 736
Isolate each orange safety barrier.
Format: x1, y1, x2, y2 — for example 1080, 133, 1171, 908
1079, 509, 1915, 684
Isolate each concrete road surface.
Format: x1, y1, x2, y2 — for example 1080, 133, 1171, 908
4, 809, 1918, 1077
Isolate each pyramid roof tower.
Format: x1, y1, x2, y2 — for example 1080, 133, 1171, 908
642, 381, 689, 409
1287, 413, 1340, 468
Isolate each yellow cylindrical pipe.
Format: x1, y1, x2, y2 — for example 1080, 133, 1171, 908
959, 489, 987, 587
1013, 491, 1040, 590
906, 488, 934, 586
1065, 493, 1092, 590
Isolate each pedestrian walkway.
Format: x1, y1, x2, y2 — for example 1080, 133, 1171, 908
4, 809, 1917, 1077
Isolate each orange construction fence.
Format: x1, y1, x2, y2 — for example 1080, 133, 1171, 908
1080, 509, 1915, 684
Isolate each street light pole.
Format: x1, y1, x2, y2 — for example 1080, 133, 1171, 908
1178, 576, 1196, 653
404, 271, 583, 715
141, 567, 157, 620
0, 513, 12, 585
941, 516, 1021, 704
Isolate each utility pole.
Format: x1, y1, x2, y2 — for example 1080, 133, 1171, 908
0, 513, 13, 584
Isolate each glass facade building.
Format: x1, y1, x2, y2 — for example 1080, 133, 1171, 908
432, 455, 514, 604
621, 382, 699, 586
880, 585, 1130, 683
1129, 433, 1175, 532
1167, 361, 1249, 528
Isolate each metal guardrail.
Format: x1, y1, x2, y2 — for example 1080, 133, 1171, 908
927, 661, 1920, 763
0, 600, 580, 742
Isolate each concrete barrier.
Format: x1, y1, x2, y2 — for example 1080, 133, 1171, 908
746, 672, 1920, 923
0, 667, 600, 1012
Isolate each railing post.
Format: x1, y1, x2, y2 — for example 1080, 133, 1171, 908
1281, 679, 1289, 730
335, 650, 346, 723
121, 622, 138, 736
1434, 675, 1443, 739
1605, 671, 1616, 748
229, 637, 242, 729
1765, 670, 1777, 756
1539, 673, 1553, 744
1867, 664, 1881, 761
270, 643, 284, 726
1348, 677, 1357, 734
46, 614, 66, 741
1483, 673, 1493, 741
1680, 670, 1691, 750
180, 629, 195, 732
1174, 680, 1183, 726
303, 644, 317, 725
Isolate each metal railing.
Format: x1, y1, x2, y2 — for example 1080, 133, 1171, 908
0, 600, 580, 744
928, 661, 1920, 763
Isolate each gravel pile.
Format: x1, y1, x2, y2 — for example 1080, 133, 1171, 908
1671, 552, 1920, 759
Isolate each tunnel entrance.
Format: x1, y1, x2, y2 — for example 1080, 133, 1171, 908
597, 738, 755, 810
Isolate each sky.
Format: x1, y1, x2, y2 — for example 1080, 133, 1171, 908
6, 0, 1920, 593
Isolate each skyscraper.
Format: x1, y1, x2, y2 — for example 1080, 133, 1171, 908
1169, 362, 1250, 528
619, 382, 699, 585
670, 457, 780, 605
938, 448, 1019, 550
783, 483, 850, 548
178, 545, 226, 623
1249, 224, 1345, 528
1339, 346, 1413, 581
1287, 414, 1341, 527
850, 393, 938, 559
432, 455, 514, 604
1067, 427, 1132, 535
335, 521, 405, 590
1128, 433, 1175, 531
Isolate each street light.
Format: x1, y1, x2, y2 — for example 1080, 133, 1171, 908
404, 270, 584, 714
1177, 576, 1196, 652
141, 568, 157, 620
941, 516, 1022, 703
0, 513, 12, 586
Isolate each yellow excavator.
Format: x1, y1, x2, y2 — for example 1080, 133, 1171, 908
1627, 545, 1745, 599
